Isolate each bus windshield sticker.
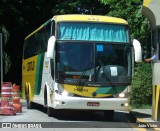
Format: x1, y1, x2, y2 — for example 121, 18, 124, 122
110, 67, 118, 76
96, 45, 103, 52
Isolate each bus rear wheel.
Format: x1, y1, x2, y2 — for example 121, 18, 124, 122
104, 110, 114, 120
26, 93, 34, 109
26, 90, 33, 109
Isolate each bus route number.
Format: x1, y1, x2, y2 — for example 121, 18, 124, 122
73, 75, 80, 79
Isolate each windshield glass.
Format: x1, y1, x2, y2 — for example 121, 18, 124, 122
55, 42, 132, 86
58, 22, 129, 43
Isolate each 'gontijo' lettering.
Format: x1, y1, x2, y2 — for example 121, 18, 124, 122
27, 61, 35, 71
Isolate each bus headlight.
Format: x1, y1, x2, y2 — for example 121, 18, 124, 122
114, 92, 130, 98
119, 93, 125, 98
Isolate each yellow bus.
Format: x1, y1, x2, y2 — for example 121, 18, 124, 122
22, 14, 141, 119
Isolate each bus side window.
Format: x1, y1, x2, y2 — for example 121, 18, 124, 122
24, 41, 29, 59
28, 36, 35, 57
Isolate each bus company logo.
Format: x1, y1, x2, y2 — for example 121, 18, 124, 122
74, 86, 88, 92
27, 61, 35, 71
1, 123, 43, 128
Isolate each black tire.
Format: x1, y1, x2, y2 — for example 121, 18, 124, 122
44, 87, 52, 117
26, 93, 34, 109
104, 110, 114, 120
44, 87, 47, 107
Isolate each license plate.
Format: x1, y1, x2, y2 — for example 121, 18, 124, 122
87, 102, 100, 107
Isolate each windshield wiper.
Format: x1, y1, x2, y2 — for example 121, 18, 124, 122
98, 59, 117, 94
76, 58, 94, 86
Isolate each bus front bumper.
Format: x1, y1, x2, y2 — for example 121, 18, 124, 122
52, 93, 129, 111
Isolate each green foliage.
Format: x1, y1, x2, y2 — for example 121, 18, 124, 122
0, 25, 9, 44
0, 25, 11, 75
0, 0, 153, 89
130, 63, 152, 108
3, 52, 11, 75
100, 1, 153, 107
101, 0, 149, 36
0, 0, 109, 84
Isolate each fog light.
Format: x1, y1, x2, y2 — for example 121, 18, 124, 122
124, 103, 128, 106
56, 100, 61, 105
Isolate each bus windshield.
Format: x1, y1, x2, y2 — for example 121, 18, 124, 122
58, 22, 129, 43
55, 42, 132, 86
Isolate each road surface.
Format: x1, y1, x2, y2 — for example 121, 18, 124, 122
0, 99, 147, 131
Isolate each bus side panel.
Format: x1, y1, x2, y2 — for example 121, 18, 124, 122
33, 53, 52, 105
22, 55, 38, 101
34, 53, 45, 95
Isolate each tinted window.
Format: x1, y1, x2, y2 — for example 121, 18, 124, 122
23, 20, 55, 59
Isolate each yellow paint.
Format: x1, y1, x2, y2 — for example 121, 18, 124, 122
152, 85, 160, 121
25, 25, 43, 40
63, 84, 112, 97
154, 128, 160, 131
22, 55, 38, 101
135, 128, 146, 131
143, 0, 151, 7
54, 14, 128, 25
136, 118, 147, 123
155, 85, 160, 121
152, 85, 156, 120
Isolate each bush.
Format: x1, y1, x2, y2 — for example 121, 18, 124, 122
130, 62, 152, 108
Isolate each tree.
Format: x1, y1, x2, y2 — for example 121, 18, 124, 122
0, 0, 109, 84
100, 0, 152, 107
130, 63, 152, 107
0, 0, 11, 76
100, 0, 151, 49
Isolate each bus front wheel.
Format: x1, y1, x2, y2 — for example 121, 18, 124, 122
44, 87, 53, 117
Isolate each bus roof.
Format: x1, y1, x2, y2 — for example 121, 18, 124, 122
54, 14, 128, 24
25, 14, 128, 40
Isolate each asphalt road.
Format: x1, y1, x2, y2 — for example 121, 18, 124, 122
0, 99, 146, 131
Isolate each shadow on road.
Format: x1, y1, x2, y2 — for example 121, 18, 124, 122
32, 102, 135, 123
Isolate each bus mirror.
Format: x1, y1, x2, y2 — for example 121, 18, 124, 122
47, 36, 56, 59
133, 39, 142, 62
